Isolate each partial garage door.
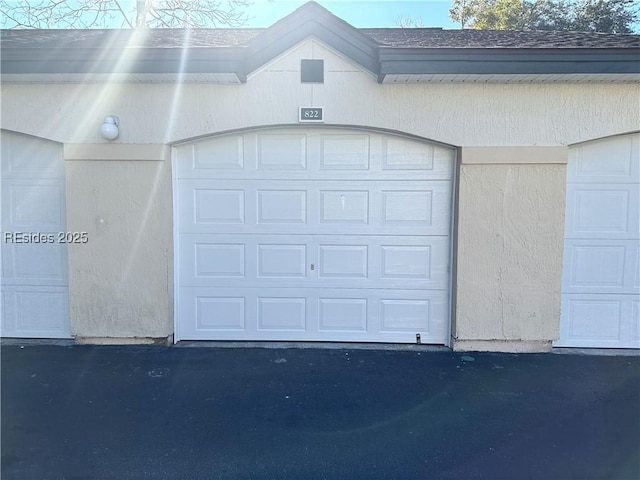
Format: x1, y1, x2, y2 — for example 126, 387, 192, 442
174, 128, 455, 343
1, 131, 70, 338
557, 133, 639, 348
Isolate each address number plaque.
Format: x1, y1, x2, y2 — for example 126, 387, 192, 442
299, 107, 324, 123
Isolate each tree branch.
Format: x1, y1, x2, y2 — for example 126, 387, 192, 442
113, 0, 133, 28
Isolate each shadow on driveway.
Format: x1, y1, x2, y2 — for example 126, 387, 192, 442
2, 345, 639, 479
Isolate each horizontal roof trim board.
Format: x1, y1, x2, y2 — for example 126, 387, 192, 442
376, 49, 640, 79
3, 72, 636, 85
1, 1, 638, 83
0, 73, 244, 84
377, 49, 640, 58
379, 59, 638, 75
1, 47, 245, 75
381, 73, 640, 84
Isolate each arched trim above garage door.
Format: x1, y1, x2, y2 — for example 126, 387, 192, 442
170, 123, 458, 150
557, 132, 640, 348
172, 126, 457, 344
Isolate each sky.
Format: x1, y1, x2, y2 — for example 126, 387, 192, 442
243, 1, 459, 28
0, 1, 459, 29
1, 0, 638, 31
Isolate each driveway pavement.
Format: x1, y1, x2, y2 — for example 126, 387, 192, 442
1, 344, 639, 480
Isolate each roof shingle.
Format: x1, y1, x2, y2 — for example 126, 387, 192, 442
364, 28, 640, 48
1, 0, 638, 81
1, 27, 639, 50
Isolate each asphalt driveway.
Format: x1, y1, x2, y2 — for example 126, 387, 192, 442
2, 344, 639, 480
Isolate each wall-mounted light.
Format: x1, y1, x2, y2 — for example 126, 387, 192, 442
100, 115, 119, 140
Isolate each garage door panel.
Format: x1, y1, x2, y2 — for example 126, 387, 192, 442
1, 286, 69, 338
319, 298, 368, 332
194, 243, 246, 278
381, 245, 435, 280
377, 296, 446, 338
178, 180, 451, 235
257, 133, 307, 170
1, 133, 64, 179
320, 190, 369, 224
559, 294, 640, 348
175, 130, 454, 181
180, 234, 449, 290
2, 241, 68, 286
2, 179, 66, 231
258, 297, 307, 331
568, 134, 639, 184
318, 245, 368, 279
192, 188, 245, 224
257, 190, 307, 224
562, 239, 639, 295
320, 134, 370, 170
258, 244, 307, 278
564, 184, 639, 239
193, 135, 244, 170
179, 287, 448, 342
563, 297, 622, 342
381, 136, 435, 170
382, 190, 433, 225
195, 296, 246, 330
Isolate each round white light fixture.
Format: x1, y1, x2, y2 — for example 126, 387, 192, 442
100, 115, 119, 140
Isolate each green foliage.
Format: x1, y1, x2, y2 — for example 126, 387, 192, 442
449, 0, 477, 28
473, 0, 528, 29
449, 0, 639, 33
570, 0, 639, 33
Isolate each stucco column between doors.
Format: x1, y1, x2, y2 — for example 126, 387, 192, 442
64, 143, 174, 344
452, 146, 568, 352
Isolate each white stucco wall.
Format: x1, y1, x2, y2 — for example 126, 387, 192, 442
2, 38, 638, 347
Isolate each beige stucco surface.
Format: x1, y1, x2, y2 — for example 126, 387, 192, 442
1, 81, 638, 149
1, 40, 639, 147
461, 146, 568, 164
1, 38, 637, 348
454, 163, 567, 347
65, 158, 173, 338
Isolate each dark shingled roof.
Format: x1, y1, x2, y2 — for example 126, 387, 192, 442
1, 27, 639, 50
363, 28, 640, 49
1, 1, 638, 81
0, 28, 262, 48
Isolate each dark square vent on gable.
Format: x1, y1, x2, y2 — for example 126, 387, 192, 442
301, 59, 324, 83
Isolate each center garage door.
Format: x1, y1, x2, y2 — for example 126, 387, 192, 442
173, 128, 455, 343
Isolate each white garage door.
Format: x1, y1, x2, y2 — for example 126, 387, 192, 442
1, 131, 70, 338
174, 128, 455, 343
557, 133, 640, 348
